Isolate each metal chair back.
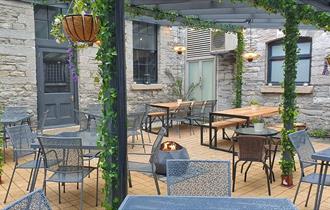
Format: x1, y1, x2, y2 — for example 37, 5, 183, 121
4, 106, 29, 114
77, 111, 89, 131
166, 160, 231, 196
288, 130, 316, 170
128, 113, 144, 131
6, 125, 35, 161
203, 100, 217, 113
190, 101, 204, 116
39, 110, 49, 135
174, 102, 192, 118
237, 135, 266, 162
37, 136, 83, 173
3, 189, 52, 210
149, 127, 166, 164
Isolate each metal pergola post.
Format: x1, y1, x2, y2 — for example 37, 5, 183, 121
111, 0, 128, 203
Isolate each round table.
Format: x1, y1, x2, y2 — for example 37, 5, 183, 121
235, 127, 279, 137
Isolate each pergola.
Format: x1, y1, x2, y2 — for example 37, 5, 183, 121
111, 0, 330, 206
18, 0, 330, 208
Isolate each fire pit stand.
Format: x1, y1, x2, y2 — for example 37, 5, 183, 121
154, 141, 189, 175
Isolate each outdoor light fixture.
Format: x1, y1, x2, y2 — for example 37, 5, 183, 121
174, 46, 186, 54
242, 19, 260, 62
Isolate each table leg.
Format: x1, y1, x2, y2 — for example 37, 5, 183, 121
314, 161, 325, 210
209, 113, 212, 148
315, 161, 328, 210
29, 149, 41, 192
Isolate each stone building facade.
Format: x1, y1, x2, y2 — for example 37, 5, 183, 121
0, 0, 185, 126
216, 29, 330, 129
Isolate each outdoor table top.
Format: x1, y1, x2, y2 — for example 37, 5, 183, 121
118, 195, 297, 210
312, 148, 330, 162
149, 101, 192, 110
31, 131, 99, 150
0, 112, 33, 124
212, 106, 279, 119
235, 127, 279, 137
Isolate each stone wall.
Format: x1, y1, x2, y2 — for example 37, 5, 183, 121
77, 21, 186, 112
240, 29, 330, 129
216, 52, 236, 110
0, 0, 37, 119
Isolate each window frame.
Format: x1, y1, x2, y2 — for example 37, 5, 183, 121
267, 37, 312, 85
132, 21, 158, 84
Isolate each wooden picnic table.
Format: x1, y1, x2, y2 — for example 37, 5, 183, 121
208, 105, 279, 152
149, 101, 192, 137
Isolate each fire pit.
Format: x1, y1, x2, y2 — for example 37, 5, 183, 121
154, 141, 189, 175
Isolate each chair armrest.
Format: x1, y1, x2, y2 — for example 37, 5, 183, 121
301, 160, 318, 165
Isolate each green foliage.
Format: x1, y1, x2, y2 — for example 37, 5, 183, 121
309, 129, 329, 138
165, 70, 201, 100
251, 117, 264, 124
125, 3, 241, 33
234, 30, 244, 108
249, 98, 259, 106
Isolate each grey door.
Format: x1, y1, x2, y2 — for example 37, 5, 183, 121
37, 48, 75, 126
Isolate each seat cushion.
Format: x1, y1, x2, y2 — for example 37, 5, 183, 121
128, 161, 153, 173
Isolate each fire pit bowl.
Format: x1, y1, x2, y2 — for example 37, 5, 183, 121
154, 141, 189, 175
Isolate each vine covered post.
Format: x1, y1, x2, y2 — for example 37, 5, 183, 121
234, 30, 244, 108
95, 0, 127, 208
280, 1, 300, 185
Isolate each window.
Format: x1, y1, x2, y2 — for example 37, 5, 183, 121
34, 5, 67, 40
133, 21, 158, 84
267, 37, 312, 85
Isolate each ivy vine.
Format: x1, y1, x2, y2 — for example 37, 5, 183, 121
234, 30, 244, 108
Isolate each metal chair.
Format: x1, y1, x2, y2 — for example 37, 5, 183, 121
288, 130, 330, 207
201, 100, 217, 123
169, 102, 192, 138
140, 104, 152, 143
3, 189, 52, 210
37, 110, 49, 135
167, 160, 231, 196
4, 125, 39, 203
38, 136, 99, 210
185, 101, 204, 135
128, 127, 166, 195
232, 135, 271, 196
128, 112, 146, 153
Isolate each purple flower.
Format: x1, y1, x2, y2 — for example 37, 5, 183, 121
67, 41, 79, 82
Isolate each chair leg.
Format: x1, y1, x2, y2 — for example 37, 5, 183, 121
147, 131, 151, 143
153, 173, 160, 195
128, 170, 132, 187
263, 163, 271, 196
244, 162, 253, 182
4, 165, 16, 203
27, 168, 34, 191
140, 129, 146, 153
305, 184, 313, 207
96, 167, 99, 207
232, 161, 239, 192
80, 180, 84, 210
240, 161, 248, 173
177, 121, 181, 138
58, 182, 61, 204
293, 177, 302, 204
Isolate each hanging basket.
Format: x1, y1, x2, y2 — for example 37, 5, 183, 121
62, 14, 100, 43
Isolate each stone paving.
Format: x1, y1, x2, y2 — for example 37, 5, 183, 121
0, 125, 330, 209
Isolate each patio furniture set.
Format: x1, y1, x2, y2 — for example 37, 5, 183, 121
2, 102, 330, 210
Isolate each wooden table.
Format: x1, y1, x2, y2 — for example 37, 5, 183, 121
149, 101, 191, 136
119, 195, 297, 210
209, 106, 279, 152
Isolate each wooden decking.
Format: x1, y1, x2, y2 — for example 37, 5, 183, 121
0, 125, 329, 209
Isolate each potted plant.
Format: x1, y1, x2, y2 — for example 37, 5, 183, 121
249, 99, 259, 110
251, 117, 264, 132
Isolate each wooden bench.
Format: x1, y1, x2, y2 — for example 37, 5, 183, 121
146, 112, 167, 132
200, 118, 247, 147
268, 122, 307, 132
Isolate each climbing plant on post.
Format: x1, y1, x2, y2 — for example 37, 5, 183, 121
94, 0, 127, 209
234, 30, 244, 108
280, 1, 300, 186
